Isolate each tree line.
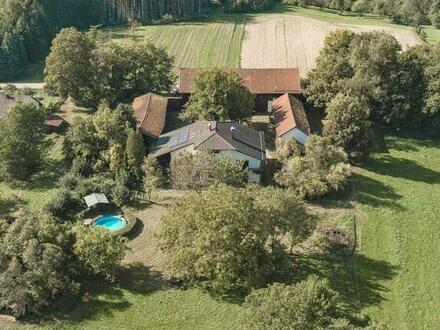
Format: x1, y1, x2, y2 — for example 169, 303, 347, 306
287, 0, 440, 28
0, 0, 210, 82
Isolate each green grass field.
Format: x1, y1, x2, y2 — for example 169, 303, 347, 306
109, 18, 245, 70
355, 133, 440, 328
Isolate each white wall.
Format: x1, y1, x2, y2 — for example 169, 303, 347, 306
219, 150, 262, 170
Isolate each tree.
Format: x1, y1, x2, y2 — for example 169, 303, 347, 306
352, 0, 371, 16
275, 138, 303, 163
181, 68, 254, 121
142, 157, 165, 202
348, 31, 403, 124
0, 103, 46, 181
323, 93, 372, 161
158, 184, 311, 294
74, 226, 127, 281
170, 151, 250, 190
275, 136, 351, 198
305, 29, 355, 108
0, 213, 79, 317
430, 0, 440, 28
126, 129, 145, 179
0, 31, 27, 81
94, 39, 175, 105
240, 276, 340, 330
44, 27, 98, 108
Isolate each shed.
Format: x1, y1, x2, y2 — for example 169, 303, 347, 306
272, 93, 310, 145
84, 193, 109, 208
45, 114, 67, 131
132, 93, 168, 139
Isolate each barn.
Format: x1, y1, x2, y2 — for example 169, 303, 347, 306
179, 68, 302, 112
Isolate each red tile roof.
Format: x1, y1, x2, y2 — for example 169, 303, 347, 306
45, 114, 65, 128
272, 94, 310, 138
133, 93, 168, 138
179, 68, 302, 94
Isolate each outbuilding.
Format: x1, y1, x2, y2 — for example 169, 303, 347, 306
272, 93, 310, 145
179, 68, 302, 112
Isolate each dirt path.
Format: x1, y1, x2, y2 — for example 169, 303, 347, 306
241, 15, 421, 76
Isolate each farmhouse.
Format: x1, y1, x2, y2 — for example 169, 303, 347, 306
272, 93, 311, 144
179, 68, 302, 112
0, 92, 42, 118
150, 121, 266, 182
132, 92, 168, 140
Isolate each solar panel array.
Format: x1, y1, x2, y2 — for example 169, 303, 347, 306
169, 128, 190, 147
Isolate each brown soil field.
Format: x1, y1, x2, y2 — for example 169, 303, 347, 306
241, 15, 422, 77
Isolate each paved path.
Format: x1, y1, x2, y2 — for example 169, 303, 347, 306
0, 82, 45, 89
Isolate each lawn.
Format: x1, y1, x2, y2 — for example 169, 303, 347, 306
355, 133, 440, 329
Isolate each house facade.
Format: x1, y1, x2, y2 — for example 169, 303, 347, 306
149, 121, 266, 183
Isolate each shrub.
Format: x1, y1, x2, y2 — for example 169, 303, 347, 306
74, 226, 128, 281
275, 135, 351, 199
170, 151, 250, 190
240, 275, 341, 330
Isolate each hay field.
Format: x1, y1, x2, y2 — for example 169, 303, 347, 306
241, 15, 422, 76
111, 21, 244, 70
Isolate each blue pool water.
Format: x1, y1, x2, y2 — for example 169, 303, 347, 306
94, 214, 127, 231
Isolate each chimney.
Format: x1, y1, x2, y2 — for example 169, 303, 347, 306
230, 126, 236, 139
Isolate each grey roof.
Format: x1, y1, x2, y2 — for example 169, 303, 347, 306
0, 92, 41, 118
84, 193, 109, 208
150, 121, 266, 161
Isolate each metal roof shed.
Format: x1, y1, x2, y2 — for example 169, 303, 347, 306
84, 193, 109, 208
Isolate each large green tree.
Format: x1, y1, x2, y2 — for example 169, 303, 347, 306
0, 103, 46, 181
323, 93, 372, 161
305, 29, 355, 108
0, 213, 78, 317
44, 27, 97, 107
158, 184, 312, 295
181, 68, 254, 122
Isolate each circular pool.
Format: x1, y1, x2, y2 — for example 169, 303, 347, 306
94, 214, 127, 231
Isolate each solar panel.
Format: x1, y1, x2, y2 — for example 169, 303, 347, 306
169, 134, 179, 147
178, 128, 189, 144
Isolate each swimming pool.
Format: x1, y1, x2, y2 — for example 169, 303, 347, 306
94, 214, 127, 231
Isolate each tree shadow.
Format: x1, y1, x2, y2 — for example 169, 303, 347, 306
126, 218, 144, 240
27, 158, 66, 192
286, 251, 398, 321
355, 173, 405, 211
364, 154, 440, 185
46, 263, 165, 325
